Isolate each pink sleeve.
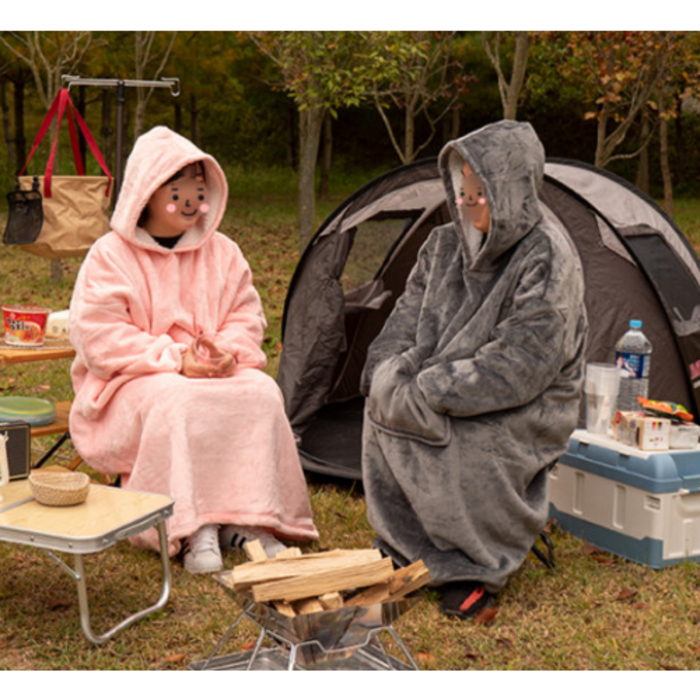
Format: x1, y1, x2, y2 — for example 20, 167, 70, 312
216, 248, 268, 370
69, 247, 187, 380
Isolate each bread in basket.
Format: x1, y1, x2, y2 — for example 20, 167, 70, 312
29, 470, 90, 506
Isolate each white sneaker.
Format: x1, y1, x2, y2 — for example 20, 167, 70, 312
184, 524, 223, 574
219, 524, 287, 558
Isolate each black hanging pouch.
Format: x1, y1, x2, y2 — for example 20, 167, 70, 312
3, 176, 43, 246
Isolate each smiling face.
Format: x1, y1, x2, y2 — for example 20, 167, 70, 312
458, 162, 490, 234
143, 162, 210, 238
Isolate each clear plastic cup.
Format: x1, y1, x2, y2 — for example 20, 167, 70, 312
584, 363, 621, 435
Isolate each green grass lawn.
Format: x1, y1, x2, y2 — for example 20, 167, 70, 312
1, 175, 700, 672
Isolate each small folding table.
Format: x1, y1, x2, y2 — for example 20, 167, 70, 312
0, 479, 173, 644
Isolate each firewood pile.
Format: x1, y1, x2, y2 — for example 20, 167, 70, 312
218, 540, 431, 618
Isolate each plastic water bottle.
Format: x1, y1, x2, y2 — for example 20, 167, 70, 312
615, 320, 652, 411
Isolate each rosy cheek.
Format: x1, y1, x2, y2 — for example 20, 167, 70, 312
166, 203, 177, 214
199, 203, 210, 214
456, 198, 463, 206
478, 198, 486, 205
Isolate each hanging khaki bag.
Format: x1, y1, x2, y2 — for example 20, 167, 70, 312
4, 88, 113, 259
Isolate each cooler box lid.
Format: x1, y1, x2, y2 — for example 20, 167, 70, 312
561, 429, 700, 494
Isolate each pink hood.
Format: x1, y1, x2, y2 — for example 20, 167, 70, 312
111, 125, 229, 253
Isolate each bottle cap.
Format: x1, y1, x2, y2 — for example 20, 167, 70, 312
630, 320, 642, 329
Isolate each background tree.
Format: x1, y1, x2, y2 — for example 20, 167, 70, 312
370, 31, 468, 165
562, 31, 676, 169
482, 31, 532, 120
648, 33, 700, 217
0, 41, 32, 176
132, 31, 178, 138
248, 31, 404, 249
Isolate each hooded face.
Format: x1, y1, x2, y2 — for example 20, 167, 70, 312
458, 162, 490, 234
439, 120, 545, 269
142, 162, 210, 239
110, 126, 228, 253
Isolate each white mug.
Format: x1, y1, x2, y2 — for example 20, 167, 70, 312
0, 433, 10, 503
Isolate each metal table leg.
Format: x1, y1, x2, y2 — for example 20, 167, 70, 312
52, 520, 172, 645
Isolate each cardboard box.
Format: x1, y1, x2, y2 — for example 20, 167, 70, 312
549, 429, 700, 568
611, 411, 670, 450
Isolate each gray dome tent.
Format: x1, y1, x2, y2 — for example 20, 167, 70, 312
277, 158, 700, 480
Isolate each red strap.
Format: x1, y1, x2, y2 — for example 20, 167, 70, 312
66, 96, 113, 197
65, 102, 85, 176
459, 585, 485, 613
19, 88, 112, 198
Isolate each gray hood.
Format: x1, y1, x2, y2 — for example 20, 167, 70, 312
438, 120, 545, 270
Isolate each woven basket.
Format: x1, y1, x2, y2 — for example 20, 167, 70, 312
29, 471, 90, 506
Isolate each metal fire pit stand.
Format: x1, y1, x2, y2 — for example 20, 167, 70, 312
191, 584, 421, 671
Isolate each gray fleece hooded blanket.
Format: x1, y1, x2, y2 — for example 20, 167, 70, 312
360, 120, 588, 592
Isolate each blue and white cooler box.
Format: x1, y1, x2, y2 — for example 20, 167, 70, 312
549, 429, 700, 568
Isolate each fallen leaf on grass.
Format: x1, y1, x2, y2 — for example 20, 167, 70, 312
36, 384, 51, 391
49, 597, 71, 610
163, 653, 187, 664
240, 640, 258, 651
416, 651, 436, 663
582, 544, 617, 565
463, 646, 484, 662
616, 588, 638, 601
474, 606, 498, 625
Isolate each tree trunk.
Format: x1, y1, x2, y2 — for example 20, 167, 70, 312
595, 104, 609, 168
504, 32, 531, 120
404, 102, 416, 163
0, 81, 14, 169
12, 79, 27, 175
317, 112, 332, 201
659, 93, 673, 218
174, 100, 182, 134
189, 94, 199, 144
100, 90, 113, 169
298, 106, 325, 251
449, 104, 461, 140
635, 110, 650, 194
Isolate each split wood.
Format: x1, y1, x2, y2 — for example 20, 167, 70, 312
225, 543, 431, 618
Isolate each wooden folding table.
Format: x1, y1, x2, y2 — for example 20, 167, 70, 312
0, 479, 173, 644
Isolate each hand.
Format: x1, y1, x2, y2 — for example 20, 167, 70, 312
181, 341, 236, 378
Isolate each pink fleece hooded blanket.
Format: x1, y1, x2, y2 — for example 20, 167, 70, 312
69, 126, 318, 555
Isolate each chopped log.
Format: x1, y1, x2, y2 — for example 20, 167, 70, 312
275, 547, 302, 559
345, 560, 431, 607
243, 540, 269, 562
319, 592, 344, 611
232, 549, 382, 591
251, 558, 395, 603
294, 598, 325, 615
273, 601, 297, 617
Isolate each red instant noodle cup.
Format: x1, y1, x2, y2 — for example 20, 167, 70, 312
2, 304, 52, 347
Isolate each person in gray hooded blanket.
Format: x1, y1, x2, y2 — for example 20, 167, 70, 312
360, 120, 588, 618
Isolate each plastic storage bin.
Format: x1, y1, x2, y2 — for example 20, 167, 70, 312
549, 429, 700, 568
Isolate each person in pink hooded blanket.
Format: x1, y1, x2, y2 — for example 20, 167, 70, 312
68, 126, 318, 574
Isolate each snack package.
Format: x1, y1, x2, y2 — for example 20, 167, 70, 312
638, 398, 693, 423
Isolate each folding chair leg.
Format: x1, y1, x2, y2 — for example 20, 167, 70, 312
530, 532, 555, 569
